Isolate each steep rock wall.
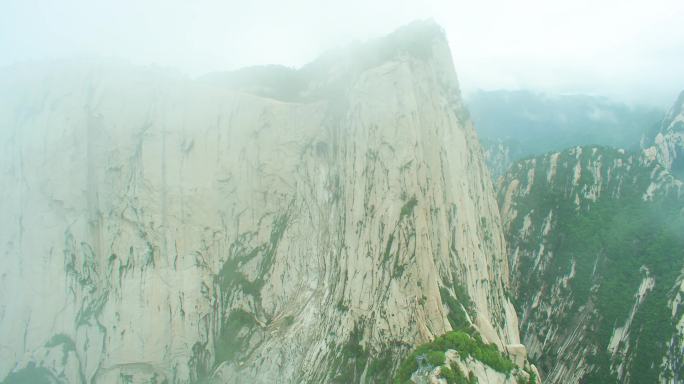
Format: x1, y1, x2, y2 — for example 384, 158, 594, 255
0, 21, 521, 384
498, 144, 683, 383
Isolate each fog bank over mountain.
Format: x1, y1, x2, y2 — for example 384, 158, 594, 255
2, 0, 683, 106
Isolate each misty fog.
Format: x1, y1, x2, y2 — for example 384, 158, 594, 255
1, 2, 684, 384
2, 0, 683, 106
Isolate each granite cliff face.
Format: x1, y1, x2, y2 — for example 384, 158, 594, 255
498, 114, 684, 383
649, 91, 684, 178
0, 22, 525, 384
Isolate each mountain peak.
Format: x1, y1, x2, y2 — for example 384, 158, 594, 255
202, 20, 455, 102
0, 21, 525, 384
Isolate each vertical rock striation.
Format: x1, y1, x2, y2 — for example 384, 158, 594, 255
649, 91, 684, 178
0, 21, 523, 383
498, 125, 684, 382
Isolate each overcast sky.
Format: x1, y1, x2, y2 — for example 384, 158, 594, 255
2, 0, 683, 106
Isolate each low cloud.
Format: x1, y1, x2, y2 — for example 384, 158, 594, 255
1, 0, 682, 106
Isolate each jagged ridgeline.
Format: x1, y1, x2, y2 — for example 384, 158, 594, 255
498, 140, 684, 382
0, 21, 533, 383
645, 91, 684, 180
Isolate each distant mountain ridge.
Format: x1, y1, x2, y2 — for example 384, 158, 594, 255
468, 90, 663, 178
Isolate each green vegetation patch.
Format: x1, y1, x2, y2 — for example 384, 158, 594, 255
45, 334, 77, 367
503, 146, 684, 383
218, 210, 291, 299
1, 363, 59, 384
399, 196, 418, 220
214, 309, 257, 364
394, 329, 515, 383
329, 325, 369, 383
440, 284, 476, 331
440, 362, 478, 384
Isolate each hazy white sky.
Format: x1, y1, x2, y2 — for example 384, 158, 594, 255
2, 0, 683, 106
